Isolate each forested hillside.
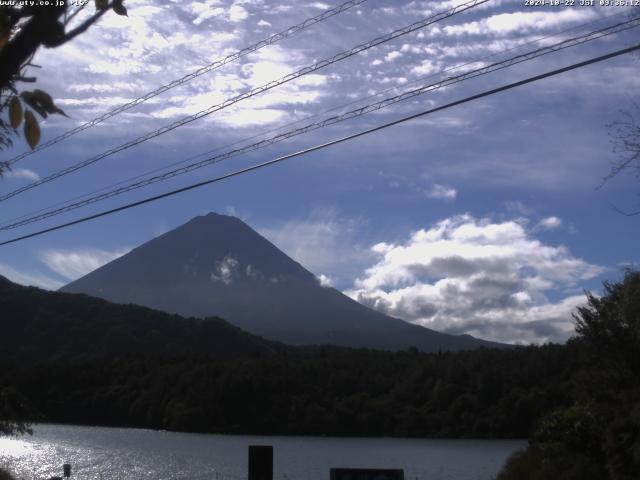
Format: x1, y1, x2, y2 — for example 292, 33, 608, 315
0, 273, 574, 438
0, 275, 279, 361
1, 272, 638, 480
1, 345, 576, 438
497, 270, 640, 480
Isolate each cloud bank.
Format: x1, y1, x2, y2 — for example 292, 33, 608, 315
259, 209, 372, 288
346, 214, 604, 344
41, 248, 130, 281
0, 262, 63, 291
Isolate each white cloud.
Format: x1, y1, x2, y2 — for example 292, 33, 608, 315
0, 263, 63, 290
259, 209, 372, 287
411, 59, 437, 76
216, 106, 287, 127
210, 256, 239, 284
444, 9, 597, 36
245, 264, 258, 279
40, 248, 130, 281
505, 201, 533, 216
229, 4, 248, 22
242, 59, 293, 87
68, 82, 143, 94
384, 51, 402, 62
317, 274, 334, 287
87, 59, 162, 75
3, 168, 40, 181
192, 6, 224, 25
537, 216, 562, 230
260, 210, 348, 272
345, 214, 603, 344
486, 9, 594, 33
427, 184, 457, 200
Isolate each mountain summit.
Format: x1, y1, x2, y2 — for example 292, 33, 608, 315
61, 213, 503, 351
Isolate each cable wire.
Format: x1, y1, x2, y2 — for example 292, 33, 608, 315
2, 15, 638, 231
2, 8, 628, 229
1, 43, 637, 247
0, 0, 490, 203
3, 0, 370, 166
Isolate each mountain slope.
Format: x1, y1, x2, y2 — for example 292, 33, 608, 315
61, 213, 506, 352
0, 275, 278, 362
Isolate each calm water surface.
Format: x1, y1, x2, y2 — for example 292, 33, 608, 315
0, 424, 524, 480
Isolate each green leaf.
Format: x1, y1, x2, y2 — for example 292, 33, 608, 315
24, 110, 41, 150
9, 97, 23, 129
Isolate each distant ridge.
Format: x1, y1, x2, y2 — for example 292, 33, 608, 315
0, 274, 278, 362
61, 213, 507, 352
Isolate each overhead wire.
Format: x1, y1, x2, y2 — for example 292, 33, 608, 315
0, 10, 630, 229
3, 0, 371, 166
0, 0, 490, 203
1, 42, 638, 247
2, 15, 638, 231
2, 7, 627, 230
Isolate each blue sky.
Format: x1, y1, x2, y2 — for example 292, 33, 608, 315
1, 0, 638, 344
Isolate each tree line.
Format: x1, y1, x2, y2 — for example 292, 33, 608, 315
1, 343, 576, 439
0, 271, 638, 479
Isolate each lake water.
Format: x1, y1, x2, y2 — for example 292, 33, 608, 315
0, 424, 524, 480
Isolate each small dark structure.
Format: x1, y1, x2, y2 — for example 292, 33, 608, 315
248, 445, 273, 480
48, 463, 71, 480
330, 469, 404, 480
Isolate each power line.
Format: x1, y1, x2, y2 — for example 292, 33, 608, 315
0, 0, 490, 203
1, 43, 637, 247
2, 9, 627, 230
3, 0, 370, 167
2, 15, 637, 231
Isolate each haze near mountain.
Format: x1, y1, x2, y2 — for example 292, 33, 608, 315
61, 213, 504, 351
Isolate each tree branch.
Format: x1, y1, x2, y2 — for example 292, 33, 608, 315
609, 202, 640, 217
0, 7, 66, 90
47, 3, 112, 48
63, 3, 87, 27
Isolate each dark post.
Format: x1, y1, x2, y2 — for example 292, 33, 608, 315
248, 445, 273, 480
62, 464, 71, 478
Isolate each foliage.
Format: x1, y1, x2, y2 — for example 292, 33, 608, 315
0, 1, 127, 169
602, 400, 640, 480
0, 275, 279, 361
573, 269, 640, 372
606, 100, 640, 215
0, 274, 579, 438
608, 103, 640, 175
0, 345, 577, 438
532, 404, 604, 456
496, 445, 604, 480
497, 271, 640, 480
0, 270, 637, 475
0, 468, 16, 480
0, 386, 32, 436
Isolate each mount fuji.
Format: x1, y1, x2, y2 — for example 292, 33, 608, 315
61, 213, 505, 351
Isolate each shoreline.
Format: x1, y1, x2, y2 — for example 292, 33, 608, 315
17, 422, 528, 442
